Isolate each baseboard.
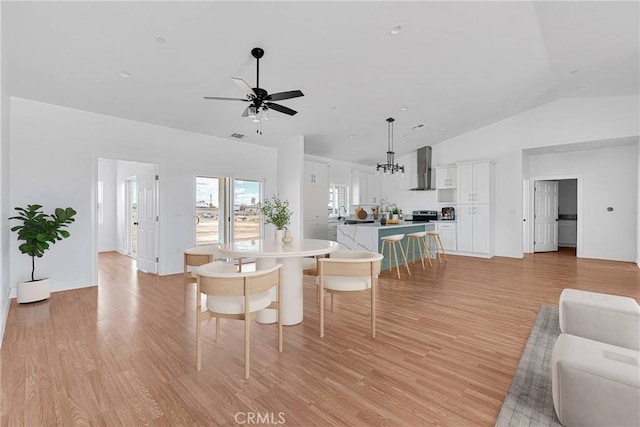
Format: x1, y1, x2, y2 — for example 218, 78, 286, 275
446, 250, 493, 259
0, 286, 10, 349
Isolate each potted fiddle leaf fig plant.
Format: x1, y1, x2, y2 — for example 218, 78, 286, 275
9, 204, 77, 303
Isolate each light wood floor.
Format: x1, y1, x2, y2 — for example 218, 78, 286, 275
2, 249, 639, 426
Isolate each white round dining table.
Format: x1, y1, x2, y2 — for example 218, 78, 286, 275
218, 238, 339, 325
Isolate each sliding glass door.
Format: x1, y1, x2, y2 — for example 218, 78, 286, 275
232, 179, 262, 242
195, 176, 224, 245
195, 176, 262, 245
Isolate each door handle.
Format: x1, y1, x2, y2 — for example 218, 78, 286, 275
194, 216, 200, 225
133, 222, 139, 225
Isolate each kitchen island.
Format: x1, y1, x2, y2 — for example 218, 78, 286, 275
337, 221, 436, 270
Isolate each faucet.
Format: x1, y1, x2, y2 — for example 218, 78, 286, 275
338, 205, 347, 219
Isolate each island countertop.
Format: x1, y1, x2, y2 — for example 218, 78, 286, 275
337, 221, 437, 230
337, 222, 436, 258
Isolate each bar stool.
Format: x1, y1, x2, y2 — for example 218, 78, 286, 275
380, 234, 411, 279
405, 231, 432, 269
426, 230, 447, 263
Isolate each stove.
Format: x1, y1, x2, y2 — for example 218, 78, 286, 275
405, 210, 438, 222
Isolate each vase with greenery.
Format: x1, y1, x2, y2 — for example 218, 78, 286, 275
9, 204, 76, 303
258, 195, 292, 243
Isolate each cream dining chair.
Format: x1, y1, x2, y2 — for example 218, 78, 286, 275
183, 245, 236, 312
317, 250, 384, 338
195, 262, 283, 379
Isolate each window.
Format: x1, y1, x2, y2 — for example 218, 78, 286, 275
328, 184, 348, 217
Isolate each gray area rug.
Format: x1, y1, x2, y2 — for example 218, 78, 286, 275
495, 304, 562, 427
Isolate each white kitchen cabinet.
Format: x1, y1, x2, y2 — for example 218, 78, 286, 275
456, 161, 494, 256
304, 161, 329, 239
437, 222, 457, 251
351, 171, 380, 205
436, 166, 456, 189
456, 205, 490, 254
558, 219, 577, 247
304, 219, 328, 239
458, 162, 490, 204
328, 222, 338, 241
304, 161, 328, 185
304, 184, 328, 219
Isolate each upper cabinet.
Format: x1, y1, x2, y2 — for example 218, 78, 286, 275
304, 161, 328, 186
458, 162, 491, 205
436, 165, 457, 204
351, 171, 380, 205
435, 166, 456, 189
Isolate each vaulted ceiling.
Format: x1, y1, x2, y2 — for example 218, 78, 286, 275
4, 1, 638, 166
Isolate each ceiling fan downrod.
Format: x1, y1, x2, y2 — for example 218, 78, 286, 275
251, 47, 264, 92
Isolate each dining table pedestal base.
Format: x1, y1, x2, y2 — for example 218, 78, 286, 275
255, 257, 304, 325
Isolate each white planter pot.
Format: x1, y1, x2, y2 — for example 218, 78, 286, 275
17, 278, 50, 303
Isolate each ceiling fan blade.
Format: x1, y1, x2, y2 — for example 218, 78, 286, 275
203, 96, 249, 101
232, 77, 256, 98
265, 90, 304, 102
265, 102, 297, 116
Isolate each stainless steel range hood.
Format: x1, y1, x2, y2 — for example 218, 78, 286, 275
410, 146, 434, 191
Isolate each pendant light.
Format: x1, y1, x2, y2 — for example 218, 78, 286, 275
376, 117, 405, 177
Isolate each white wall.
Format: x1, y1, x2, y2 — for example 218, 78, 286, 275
425, 95, 639, 258
528, 144, 638, 261
97, 158, 118, 252
9, 98, 279, 296
0, 2, 11, 345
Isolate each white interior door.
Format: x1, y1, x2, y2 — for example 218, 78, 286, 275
136, 163, 158, 273
534, 180, 559, 252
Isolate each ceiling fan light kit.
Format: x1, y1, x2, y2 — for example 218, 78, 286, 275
376, 117, 405, 178
204, 47, 304, 134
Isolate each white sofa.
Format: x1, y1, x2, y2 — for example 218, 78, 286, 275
552, 289, 640, 426
552, 333, 639, 427
559, 288, 640, 351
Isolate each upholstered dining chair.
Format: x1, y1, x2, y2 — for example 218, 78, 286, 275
183, 245, 236, 312
195, 262, 283, 379
317, 250, 383, 338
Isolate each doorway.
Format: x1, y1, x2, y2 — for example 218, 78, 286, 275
95, 157, 160, 281
125, 177, 137, 257
525, 176, 581, 255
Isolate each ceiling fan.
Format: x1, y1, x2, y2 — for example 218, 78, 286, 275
204, 47, 304, 132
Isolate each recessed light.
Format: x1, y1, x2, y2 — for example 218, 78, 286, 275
156, 36, 167, 45
119, 70, 131, 78
389, 25, 402, 35
400, 107, 408, 111
577, 86, 586, 91
348, 134, 356, 138
439, 128, 445, 131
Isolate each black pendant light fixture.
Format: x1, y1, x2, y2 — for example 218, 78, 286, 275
376, 117, 405, 177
